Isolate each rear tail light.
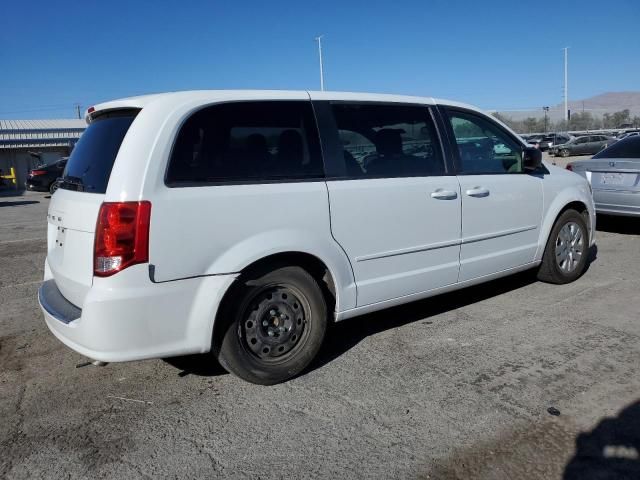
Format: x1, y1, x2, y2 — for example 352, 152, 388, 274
30, 170, 47, 176
94, 201, 151, 277
566, 164, 573, 171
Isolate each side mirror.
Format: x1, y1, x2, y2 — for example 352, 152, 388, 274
523, 147, 542, 171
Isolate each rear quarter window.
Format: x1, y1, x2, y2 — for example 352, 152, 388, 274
60, 110, 138, 193
166, 101, 323, 185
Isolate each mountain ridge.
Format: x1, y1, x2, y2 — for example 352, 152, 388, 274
496, 91, 640, 120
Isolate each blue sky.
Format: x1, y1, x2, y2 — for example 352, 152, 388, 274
1, 0, 638, 119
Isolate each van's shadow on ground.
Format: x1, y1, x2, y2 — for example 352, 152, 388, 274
165, 270, 543, 378
0, 200, 39, 207
166, 244, 595, 379
564, 400, 640, 479
167, 242, 602, 378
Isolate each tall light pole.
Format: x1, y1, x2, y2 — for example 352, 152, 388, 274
543, 106, 549, 133
315, 35, 325, 91
563, 47, 569, 123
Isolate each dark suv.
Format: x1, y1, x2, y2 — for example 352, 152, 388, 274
26, 158, 67, 193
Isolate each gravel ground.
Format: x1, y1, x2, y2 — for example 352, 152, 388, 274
1, 187, 639, 480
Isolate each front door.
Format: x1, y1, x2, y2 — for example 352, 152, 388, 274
572, 137, 591, 155
443, 109, 544, 282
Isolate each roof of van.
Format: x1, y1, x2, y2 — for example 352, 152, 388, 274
87, 90, 483, 121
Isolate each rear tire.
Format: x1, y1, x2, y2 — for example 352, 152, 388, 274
49, 182, 58, 194
537, 209, 589, 284
216, 265, 327, 385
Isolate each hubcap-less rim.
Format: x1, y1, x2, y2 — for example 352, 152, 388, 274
555, 221, 584, 273
240, 286, 308, 362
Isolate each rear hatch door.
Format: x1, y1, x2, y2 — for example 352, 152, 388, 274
47, 110, 138, 307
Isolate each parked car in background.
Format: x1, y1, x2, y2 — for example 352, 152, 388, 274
616, 131, 640, 140
568, 136, 640, 217
26, 158, 67, 193
538, 134, 572, 151
524, 135, 544, 147
551, 135, 616, 157
38, 90, 595, 385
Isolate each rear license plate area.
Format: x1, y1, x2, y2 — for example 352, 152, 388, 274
601, 173, 625, 185
594, 172, 637, 188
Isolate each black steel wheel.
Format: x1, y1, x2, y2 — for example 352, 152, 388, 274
216, 265, 327, 385
241, 285, 310, 361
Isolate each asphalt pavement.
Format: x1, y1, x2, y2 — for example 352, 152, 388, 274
1, 184, 639, 480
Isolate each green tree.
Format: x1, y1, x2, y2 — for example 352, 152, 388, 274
568, 112, 595, 131
522, 117, 539, 133
611, 109, 631, 127
491, 112, 516, 130
602, 110, 631, 128
555, 119, 568, 132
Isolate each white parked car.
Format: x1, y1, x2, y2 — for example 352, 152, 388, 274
39, 90, 596, 384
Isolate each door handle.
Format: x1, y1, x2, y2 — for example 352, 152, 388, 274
430, 189, 458, 200
465, 187, 490, 198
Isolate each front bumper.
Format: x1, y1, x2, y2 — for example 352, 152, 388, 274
39, 266, 238, 362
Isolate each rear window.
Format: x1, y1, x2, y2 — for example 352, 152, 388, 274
59, 110, 138, 193
593, 137, 640, 159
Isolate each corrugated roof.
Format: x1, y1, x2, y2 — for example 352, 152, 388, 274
0, 119, 87, 130
0, 119, 86, 150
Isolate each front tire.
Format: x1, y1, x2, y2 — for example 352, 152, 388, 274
216, 266, 327, 385
537, 209, 589, 284
559, 149, 570, 157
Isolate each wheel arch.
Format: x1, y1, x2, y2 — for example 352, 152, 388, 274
536, 195, 593, 262
211, 250, 348, 356
215, 247, 352, 319
238, 251, 339, 310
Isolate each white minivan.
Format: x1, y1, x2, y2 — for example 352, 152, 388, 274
39, 90, 595, 384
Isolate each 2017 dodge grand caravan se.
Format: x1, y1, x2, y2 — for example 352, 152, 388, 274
39, 90, 596, 384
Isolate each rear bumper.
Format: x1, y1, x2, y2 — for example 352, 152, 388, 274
39, 266, 238, 362
593, 189, 640, 217
39, 280, 81, 324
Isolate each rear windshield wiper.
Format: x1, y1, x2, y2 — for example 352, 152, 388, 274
59, 176, 86, 192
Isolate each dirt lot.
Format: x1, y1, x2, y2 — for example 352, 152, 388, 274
1, 184, 639, 480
